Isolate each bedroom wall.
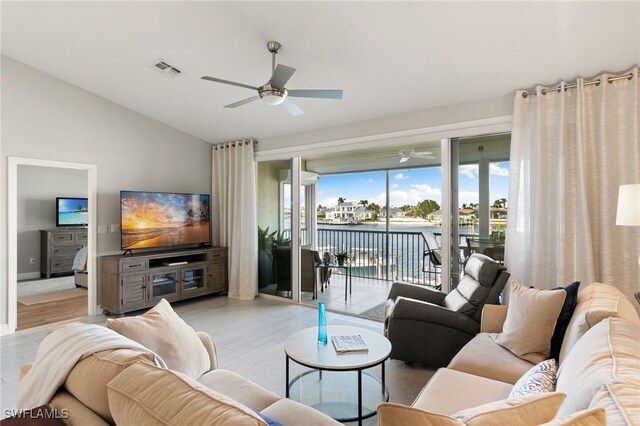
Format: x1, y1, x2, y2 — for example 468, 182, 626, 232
17, 166, 88, 278
1, 56, 212, 331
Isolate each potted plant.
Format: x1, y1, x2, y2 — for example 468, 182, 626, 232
258, 226, 276, 288
335, 250, 350, 266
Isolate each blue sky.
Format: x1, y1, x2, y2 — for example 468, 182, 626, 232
317, 162, 510, 208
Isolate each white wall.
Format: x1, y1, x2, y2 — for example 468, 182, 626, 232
257, 94, 513, 153
17, 166, 88, 277
1, 56, 212, 329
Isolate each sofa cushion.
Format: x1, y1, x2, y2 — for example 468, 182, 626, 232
107, 362, 266, 426
412, 368, 513, 415
260, 398, 341, 425
556, 317, 640, 416
49, 391, 110, 426
106, 298, 210, 378
509, 359, 557, 399
377, 403, 465, 426
64, 348, 154, 424
539, 408, 606, 425
492, 282, 566, 364
452, 392, 566, 425
448, 333, 535, 384
559, 283, 640, 365
198, 369, 280, 412
588, 382, 640, 425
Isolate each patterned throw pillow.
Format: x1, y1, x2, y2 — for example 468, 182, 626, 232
509, 359, 558, 398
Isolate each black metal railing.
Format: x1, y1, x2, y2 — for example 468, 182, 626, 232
316, 228, 438, 285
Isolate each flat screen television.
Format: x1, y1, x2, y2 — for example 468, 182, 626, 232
56, 197, 88, 227
121, 191, 211, 250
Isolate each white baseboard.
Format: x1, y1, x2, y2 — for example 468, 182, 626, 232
0, 323, 12, 336
17, 272, 41, 281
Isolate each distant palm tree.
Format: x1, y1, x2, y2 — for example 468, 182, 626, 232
359, 200, 369, 208
337, 197, 346, 204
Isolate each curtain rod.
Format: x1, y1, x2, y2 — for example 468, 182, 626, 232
521, 73, 633, 98
213, 139, 258, 150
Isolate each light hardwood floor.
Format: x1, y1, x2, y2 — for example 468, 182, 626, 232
1, 295, 435, 425
17, 292, 88, 331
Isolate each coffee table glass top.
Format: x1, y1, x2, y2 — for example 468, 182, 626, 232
284, 325, 391, 370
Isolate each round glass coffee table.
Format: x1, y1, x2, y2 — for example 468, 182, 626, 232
284, 325, 391, 425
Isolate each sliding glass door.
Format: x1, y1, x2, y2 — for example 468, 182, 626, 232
257, 160, 293, 299
448, 135, 511, 289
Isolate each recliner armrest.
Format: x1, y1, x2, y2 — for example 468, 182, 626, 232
480, 304, 508, 333
197, 331, 218, 371
387, 282, 447, 305
390, 297, 480, 335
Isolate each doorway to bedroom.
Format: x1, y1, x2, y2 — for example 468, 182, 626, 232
15, 165, 90, 330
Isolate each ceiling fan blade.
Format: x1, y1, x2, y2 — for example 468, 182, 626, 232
271, 64, 296, 89
282, 99, 304, 116
201, 76, 259, 91
413, 151, 434, 157
224, 96, 260, 108
399, 156, 410, 163
288, 89, 343, 100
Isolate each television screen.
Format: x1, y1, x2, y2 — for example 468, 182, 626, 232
121, 191, 211, 250
57, 197, 88, 226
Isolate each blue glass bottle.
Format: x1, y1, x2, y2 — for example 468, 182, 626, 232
317, 302, 328, 345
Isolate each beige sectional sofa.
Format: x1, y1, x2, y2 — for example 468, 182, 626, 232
378, 283, 640, 425
20, 330, 339, 426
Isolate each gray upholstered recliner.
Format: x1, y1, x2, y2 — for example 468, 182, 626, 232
384, 253, 509, 367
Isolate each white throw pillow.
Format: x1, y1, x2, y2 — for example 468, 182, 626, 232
509, 358, 557, 398
492, 282, 566, 363
106, 298, 210, 378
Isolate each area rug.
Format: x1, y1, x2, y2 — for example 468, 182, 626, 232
17, 276, 76, 298
359, 302, 387, 321
18, 288, 86, 305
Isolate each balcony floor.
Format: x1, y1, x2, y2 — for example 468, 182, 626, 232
301, 275, 395, 319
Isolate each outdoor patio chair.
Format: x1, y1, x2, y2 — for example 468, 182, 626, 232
421, 231, 443, 289
384, 253, 509, 367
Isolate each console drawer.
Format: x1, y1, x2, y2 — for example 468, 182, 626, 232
76, 233, 88, 243
121, 259, 148, 272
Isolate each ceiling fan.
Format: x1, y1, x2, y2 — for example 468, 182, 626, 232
201, 41, 343, 116
377, 149, 437, 163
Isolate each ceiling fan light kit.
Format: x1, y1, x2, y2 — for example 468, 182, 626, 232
259, 84, 287, 105
201, 41, 343, 116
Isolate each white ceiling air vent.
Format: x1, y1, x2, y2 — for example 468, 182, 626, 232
152, 60, 182, 78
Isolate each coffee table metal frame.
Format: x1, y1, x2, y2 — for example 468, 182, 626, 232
284, 325, 390, 425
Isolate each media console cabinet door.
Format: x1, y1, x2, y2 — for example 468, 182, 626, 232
148, 267, 181, 301
121, 273, 148, 311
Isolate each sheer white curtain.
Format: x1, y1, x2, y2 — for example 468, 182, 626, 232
506, 67, 639, 304
212, 139, 258, 300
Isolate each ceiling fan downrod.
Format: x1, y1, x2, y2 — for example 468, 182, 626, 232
267, 41, 282, 77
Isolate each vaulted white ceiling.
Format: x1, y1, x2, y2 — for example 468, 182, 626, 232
2, 2, 638, 143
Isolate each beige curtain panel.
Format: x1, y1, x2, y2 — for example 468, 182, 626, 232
212, 140, 258, 300
506, 67, 640, 305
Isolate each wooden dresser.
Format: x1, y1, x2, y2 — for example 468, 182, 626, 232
40, 228, 87, 278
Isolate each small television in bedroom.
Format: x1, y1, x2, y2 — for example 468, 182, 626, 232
56, 197, 89, 227
120, 191, 211, 250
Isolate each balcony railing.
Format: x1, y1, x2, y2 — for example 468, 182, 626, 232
317, 228, 437, 285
